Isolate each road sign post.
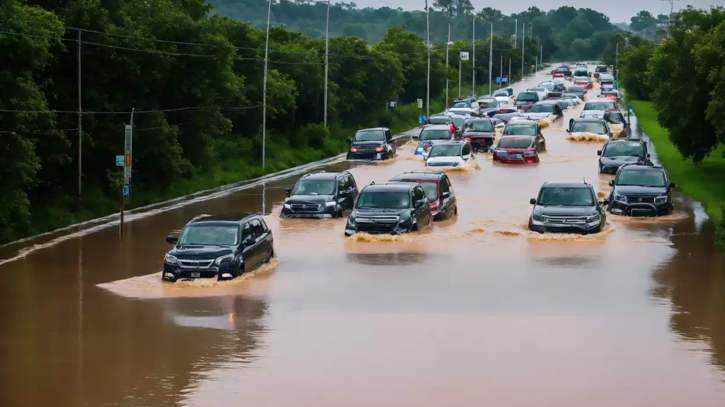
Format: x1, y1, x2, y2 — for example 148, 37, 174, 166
120, 114, 133, 237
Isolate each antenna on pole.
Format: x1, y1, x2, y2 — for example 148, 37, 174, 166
660, 0, 679, 38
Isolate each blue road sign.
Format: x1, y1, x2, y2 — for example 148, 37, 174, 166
496, 76, 501, 83
628, 105, 633, 113
123, 186, 130, 196
502, 77, 508, 83
116, 155, 125, 167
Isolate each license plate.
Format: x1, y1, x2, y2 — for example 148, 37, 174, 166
416, 148, 423, 153
377, 153, 383, 159
510, 154, 522, 159
191, 272, 200, 278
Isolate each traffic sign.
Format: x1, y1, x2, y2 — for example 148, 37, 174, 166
123, 185, 130, 197
115, 155, 124, 167
628, 105, 633, 113
502, 77, 508, 83
496, 76, 501, 83
417, 98, 423, 109
460, 52, 469, 61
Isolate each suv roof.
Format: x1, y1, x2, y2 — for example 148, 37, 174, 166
541, 182, 592, 189
573, 117, 607, 123
362, 182, 417, 194
390, 171, 446, 181
189, 213, 256, 224
423, 124, 452, 130
357, 127, 390, 132
300, 170, 349, 181
619, 163, 664, 171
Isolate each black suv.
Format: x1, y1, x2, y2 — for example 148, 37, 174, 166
344, 182, 433, 236
597, 139, 650, 174
347, 128, 396, 160
528, 182, 607, 234
281, 171, 358, 218
607, 164, 676, 216
163, 214, 274, 282
389, 171, 457, 220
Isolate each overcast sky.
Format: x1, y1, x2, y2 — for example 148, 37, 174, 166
351, 0, 723, 23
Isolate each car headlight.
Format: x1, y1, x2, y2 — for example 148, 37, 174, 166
654, 195, 668, 204
215, 254, 234, 266
347, 216, 355, 226
614, 193, 627, 204
532, 213, 543, 222
283, 203, 291, 209
325, 201, 337, 207
164, 254, 178, 265
586, 214, 601, 223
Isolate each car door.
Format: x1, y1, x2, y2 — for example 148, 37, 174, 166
438, 176, 452, 216
414, 186, 431, 226
462, 142, 472, 161
247, 218, 266, 270
335, 176, 347, 210
240, 221, 256, 270
256, 217, 273, 263
385, 129, 395, 156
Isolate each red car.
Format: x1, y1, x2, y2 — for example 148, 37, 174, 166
492, 135, 541, 164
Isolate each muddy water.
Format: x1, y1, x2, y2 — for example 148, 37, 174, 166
1, 68, 725, 407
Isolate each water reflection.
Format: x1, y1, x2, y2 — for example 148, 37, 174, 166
345, 251, 430, 266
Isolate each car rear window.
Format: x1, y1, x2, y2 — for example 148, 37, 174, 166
427, 116, 451, 125
354, 130, 385, 141
498, 136, 533, 149
479, 100, 498, 108
503, 124, 536, 136
528, 104, 555, 113
465, 120, 494, 132
584, 101, 615, 111
429, 144, 462, 158
572, 122, 607, 134
603, 142, 644, 157
517, 92, 538, 102
419, 129, 451, 141
493, 90, 508, 97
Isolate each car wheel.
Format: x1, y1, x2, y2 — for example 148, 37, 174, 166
265, 250, 274, 264
336, 209, 343, 218
411, 224, 418, 232
236, 264, 245, 278
454, 205, 458, 216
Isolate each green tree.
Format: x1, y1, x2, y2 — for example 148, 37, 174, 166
619, 41, 656, 99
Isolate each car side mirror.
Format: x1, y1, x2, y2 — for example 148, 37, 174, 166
646, 153, 651, 158
441, 192, 451, 199
597, 150, 602, 156
670, 182, 676, 188
529, 198, 536, 205
166, 235, 178, 244
609, 180, 615, 186
346, 138, 353, 144
284, 188, 291, 196
345, 187, 355, 196
243, 236, 255, 247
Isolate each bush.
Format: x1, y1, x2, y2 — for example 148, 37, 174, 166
717, 204, 725, 251
297, 123, 330, 149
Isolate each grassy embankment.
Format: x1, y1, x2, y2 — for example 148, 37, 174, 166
630, 100, 725, 246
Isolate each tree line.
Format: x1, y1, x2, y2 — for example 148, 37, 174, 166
209, 0, 621, 61
0, 0, 603, 244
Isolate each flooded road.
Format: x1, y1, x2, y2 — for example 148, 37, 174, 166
1, 68, 725, 407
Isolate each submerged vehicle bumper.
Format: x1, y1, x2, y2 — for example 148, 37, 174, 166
347, 151, 387, 160
162, 263, 237, 282
281, 205, 337, 219
529, 219, 602, 234
608, 201, 672, 217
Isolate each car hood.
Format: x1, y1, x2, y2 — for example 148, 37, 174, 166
494, 96, 509, 103
350, 140, 385, 148
614, 185, 668, 195
285, 195, 334, 204
426, 156, 465, 166
534, 205, 597, 217
581, 110, 605, 118
522, 112, 552, 119
600, 156, 644, 166
464, 130, 495, 138
169, 245, 234, 260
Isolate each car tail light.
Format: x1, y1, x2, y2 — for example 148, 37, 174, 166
423, 142, 432, 148
349, 147, 357, 152
464, 137, 472, 143
523, 149, 536, 157
430, 200, 439, 211
374, 147, 384, 152
497, 108, 506, 113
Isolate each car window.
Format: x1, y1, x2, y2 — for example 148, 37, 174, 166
420, 129, 452, 141
529, 104, 555, 113
258, 218, 269, 232
241, 222, 253, 240
617, 169, 667, 187
354, 129, 386, 141
462, 143, 471, 155
429, 144, 462, 157
503, 125, 536, 136
180, 224, 240, 246
385, 129, 392, 141
537, 187, 595, 206
603, 142, 645, 157
439, 177, 450, 194
498, 136, 534, 149
571, 122, 607, 134
293, 179, 336, 195
465, 120, 494, 132
337, 177, 345, 193
479, 100, 498, 108
517, 92, 538, 102
415, 181, 438, 202
428, 116, 451, 125
414, 187, 426, 202
356, 191, 410, 209
249, 219, 264, 238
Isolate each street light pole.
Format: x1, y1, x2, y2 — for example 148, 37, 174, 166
521, 22, 525, 78
472, 14, 476, 96
499, 54, 503, 89
615, 42, 619, 83
514, 18, 517, 49
459, 57, 462, 98
323, 0, 330, 127
488, 23, 493, 95
445, 23, 451, 107
262, 0, 272, 169
425, 0, 430, 118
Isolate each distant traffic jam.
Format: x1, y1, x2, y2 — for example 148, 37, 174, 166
162, 62, 677, 282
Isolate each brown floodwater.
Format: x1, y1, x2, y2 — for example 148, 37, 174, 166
1, 68, 725, 407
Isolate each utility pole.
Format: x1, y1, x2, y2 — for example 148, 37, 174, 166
77, 30, 82, 197
540, 43, 543, 67
514, 19, 517, 49
262, 0, 272, 169
458, 57, 462, 99
445, 23, 451, 107
472, 14, 476, 96
521, 22, 525, 78
661, 0, 678, 38
323, 0, 330, 127
488, 23, 493, 95
535, 56, 538, 74
615, 42, 619, 83
508, 59, 511, 88
425, 0, 430, 118
499, 54, 503, 89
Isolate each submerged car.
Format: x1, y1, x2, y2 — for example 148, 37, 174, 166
415, 125, 454, 156
389, 171, 457, 220
522, 100, 564, 119
462, 117, 498, 152
163, 214, 274, 282
425, 140, 473, 167
607, 164, 675, 217
603, 110, 630, 138
528, 182, 607, 234
568, 85, 587, 100
344, 182, 433, 236
568, 117, 613, 138
514, 91, 543, 110
492, 135, 541, 164
281, 171, 358, 218
502, 120, 545, 145
347, 128, 396, 160
597, 139, 650, 174
492, 89, 511, 105
580, 100, 618, 117
573, 77, 593, 89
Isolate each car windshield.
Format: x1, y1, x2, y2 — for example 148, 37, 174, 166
493, 91, 508, 97
419, 129, 451, 141
584, 102, 614, 111
517, 92, 537, 101
575, 71, 587, 76
465, 120, 494, 132
354, 130, 385, 141
428, 116, 451, 125
479, 100, 497, 108
450, 116, 466, 128
498, 136, 533, 149
570, 86, 585, 93
529, 104, 555, 113
503, 125, 536, 136
292, 179, 336, 195
605, 112, 625, 124
356, 191, 410, 209
179, 224, 239, 246
617, 169, 667, 187
450, 101, 471, 108
572, 122, 607, 134
603, 142, 644, 157
429, 144, 462, 157
537, 187, 595, 206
